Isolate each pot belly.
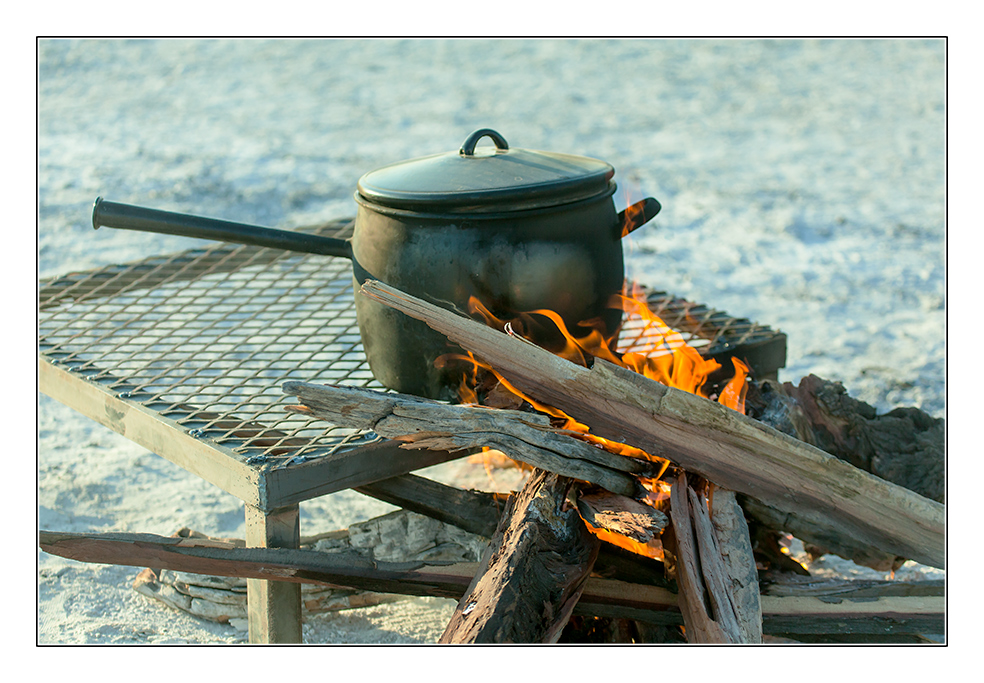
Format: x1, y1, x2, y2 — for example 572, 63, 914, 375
351, 203, 624, 399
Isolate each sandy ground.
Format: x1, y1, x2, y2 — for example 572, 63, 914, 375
35, 38, 948, 646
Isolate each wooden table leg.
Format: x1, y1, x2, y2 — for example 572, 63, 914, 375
245, 503, 302, 643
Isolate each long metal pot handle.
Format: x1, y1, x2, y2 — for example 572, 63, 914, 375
91, 197, 354, 260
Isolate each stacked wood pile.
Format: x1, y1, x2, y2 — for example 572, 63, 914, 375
39, 280, 945, 643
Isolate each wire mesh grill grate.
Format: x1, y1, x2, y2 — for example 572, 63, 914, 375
39, 218, 784, 471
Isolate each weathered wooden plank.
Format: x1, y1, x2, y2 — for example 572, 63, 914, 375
39, 357, 263, 506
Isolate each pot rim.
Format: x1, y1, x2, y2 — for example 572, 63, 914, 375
353, 182, 618, 220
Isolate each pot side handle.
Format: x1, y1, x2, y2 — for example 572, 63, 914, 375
618, 197, 661, 238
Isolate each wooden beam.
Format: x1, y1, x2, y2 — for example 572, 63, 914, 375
245, 504, 302, 644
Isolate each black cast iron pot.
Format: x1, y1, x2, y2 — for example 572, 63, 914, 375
91, 129, 660, 399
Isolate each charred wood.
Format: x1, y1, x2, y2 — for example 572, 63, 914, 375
439, 469, 600, 643
575, 488, 667, 546
747, 375, 944, 504
745, 376, 944, 570
355, 472, 507, 539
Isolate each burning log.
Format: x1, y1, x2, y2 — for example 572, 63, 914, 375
356, 473, 672, 589
283, 380, 652, 497
358, 280, 945, 570
439, 469, 600, 643
576, 489, 667, 548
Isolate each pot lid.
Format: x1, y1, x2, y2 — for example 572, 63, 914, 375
357, 129, 616, 213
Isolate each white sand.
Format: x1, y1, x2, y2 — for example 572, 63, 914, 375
36, 38, 946, 645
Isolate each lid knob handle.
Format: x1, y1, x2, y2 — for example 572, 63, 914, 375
460, 129, 509, 156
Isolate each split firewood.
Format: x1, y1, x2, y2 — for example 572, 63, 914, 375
709, 488, 763, 643
358, 279, 945, 570
439, 469, 600, 643
666, 472, 742, 643
283, 380, 652, 497
39, 529, 943, 639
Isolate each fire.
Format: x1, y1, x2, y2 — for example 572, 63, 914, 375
444, 282, 750, 559
462, 283, 749, 413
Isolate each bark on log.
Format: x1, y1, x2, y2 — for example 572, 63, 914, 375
749, 375, 944, 504
358, 280, 945, 569
39, 530, 943, 638
745, 376, 944, 570
283, 381, 648, 497
439, 469, 600, 643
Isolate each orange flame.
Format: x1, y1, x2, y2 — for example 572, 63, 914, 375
443, 282, 749, 559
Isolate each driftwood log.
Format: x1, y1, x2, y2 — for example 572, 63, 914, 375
745, 376, 945, 571
440, 469, 599, 643
358, 280, 945, 570
284, 381, 651, 498
751, 375, 944, 504
666, 473, 748, 643
128, 512, 488, 628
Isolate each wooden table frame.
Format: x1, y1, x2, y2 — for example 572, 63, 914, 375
37, 223, 468, 643
39, 356, 461, 642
